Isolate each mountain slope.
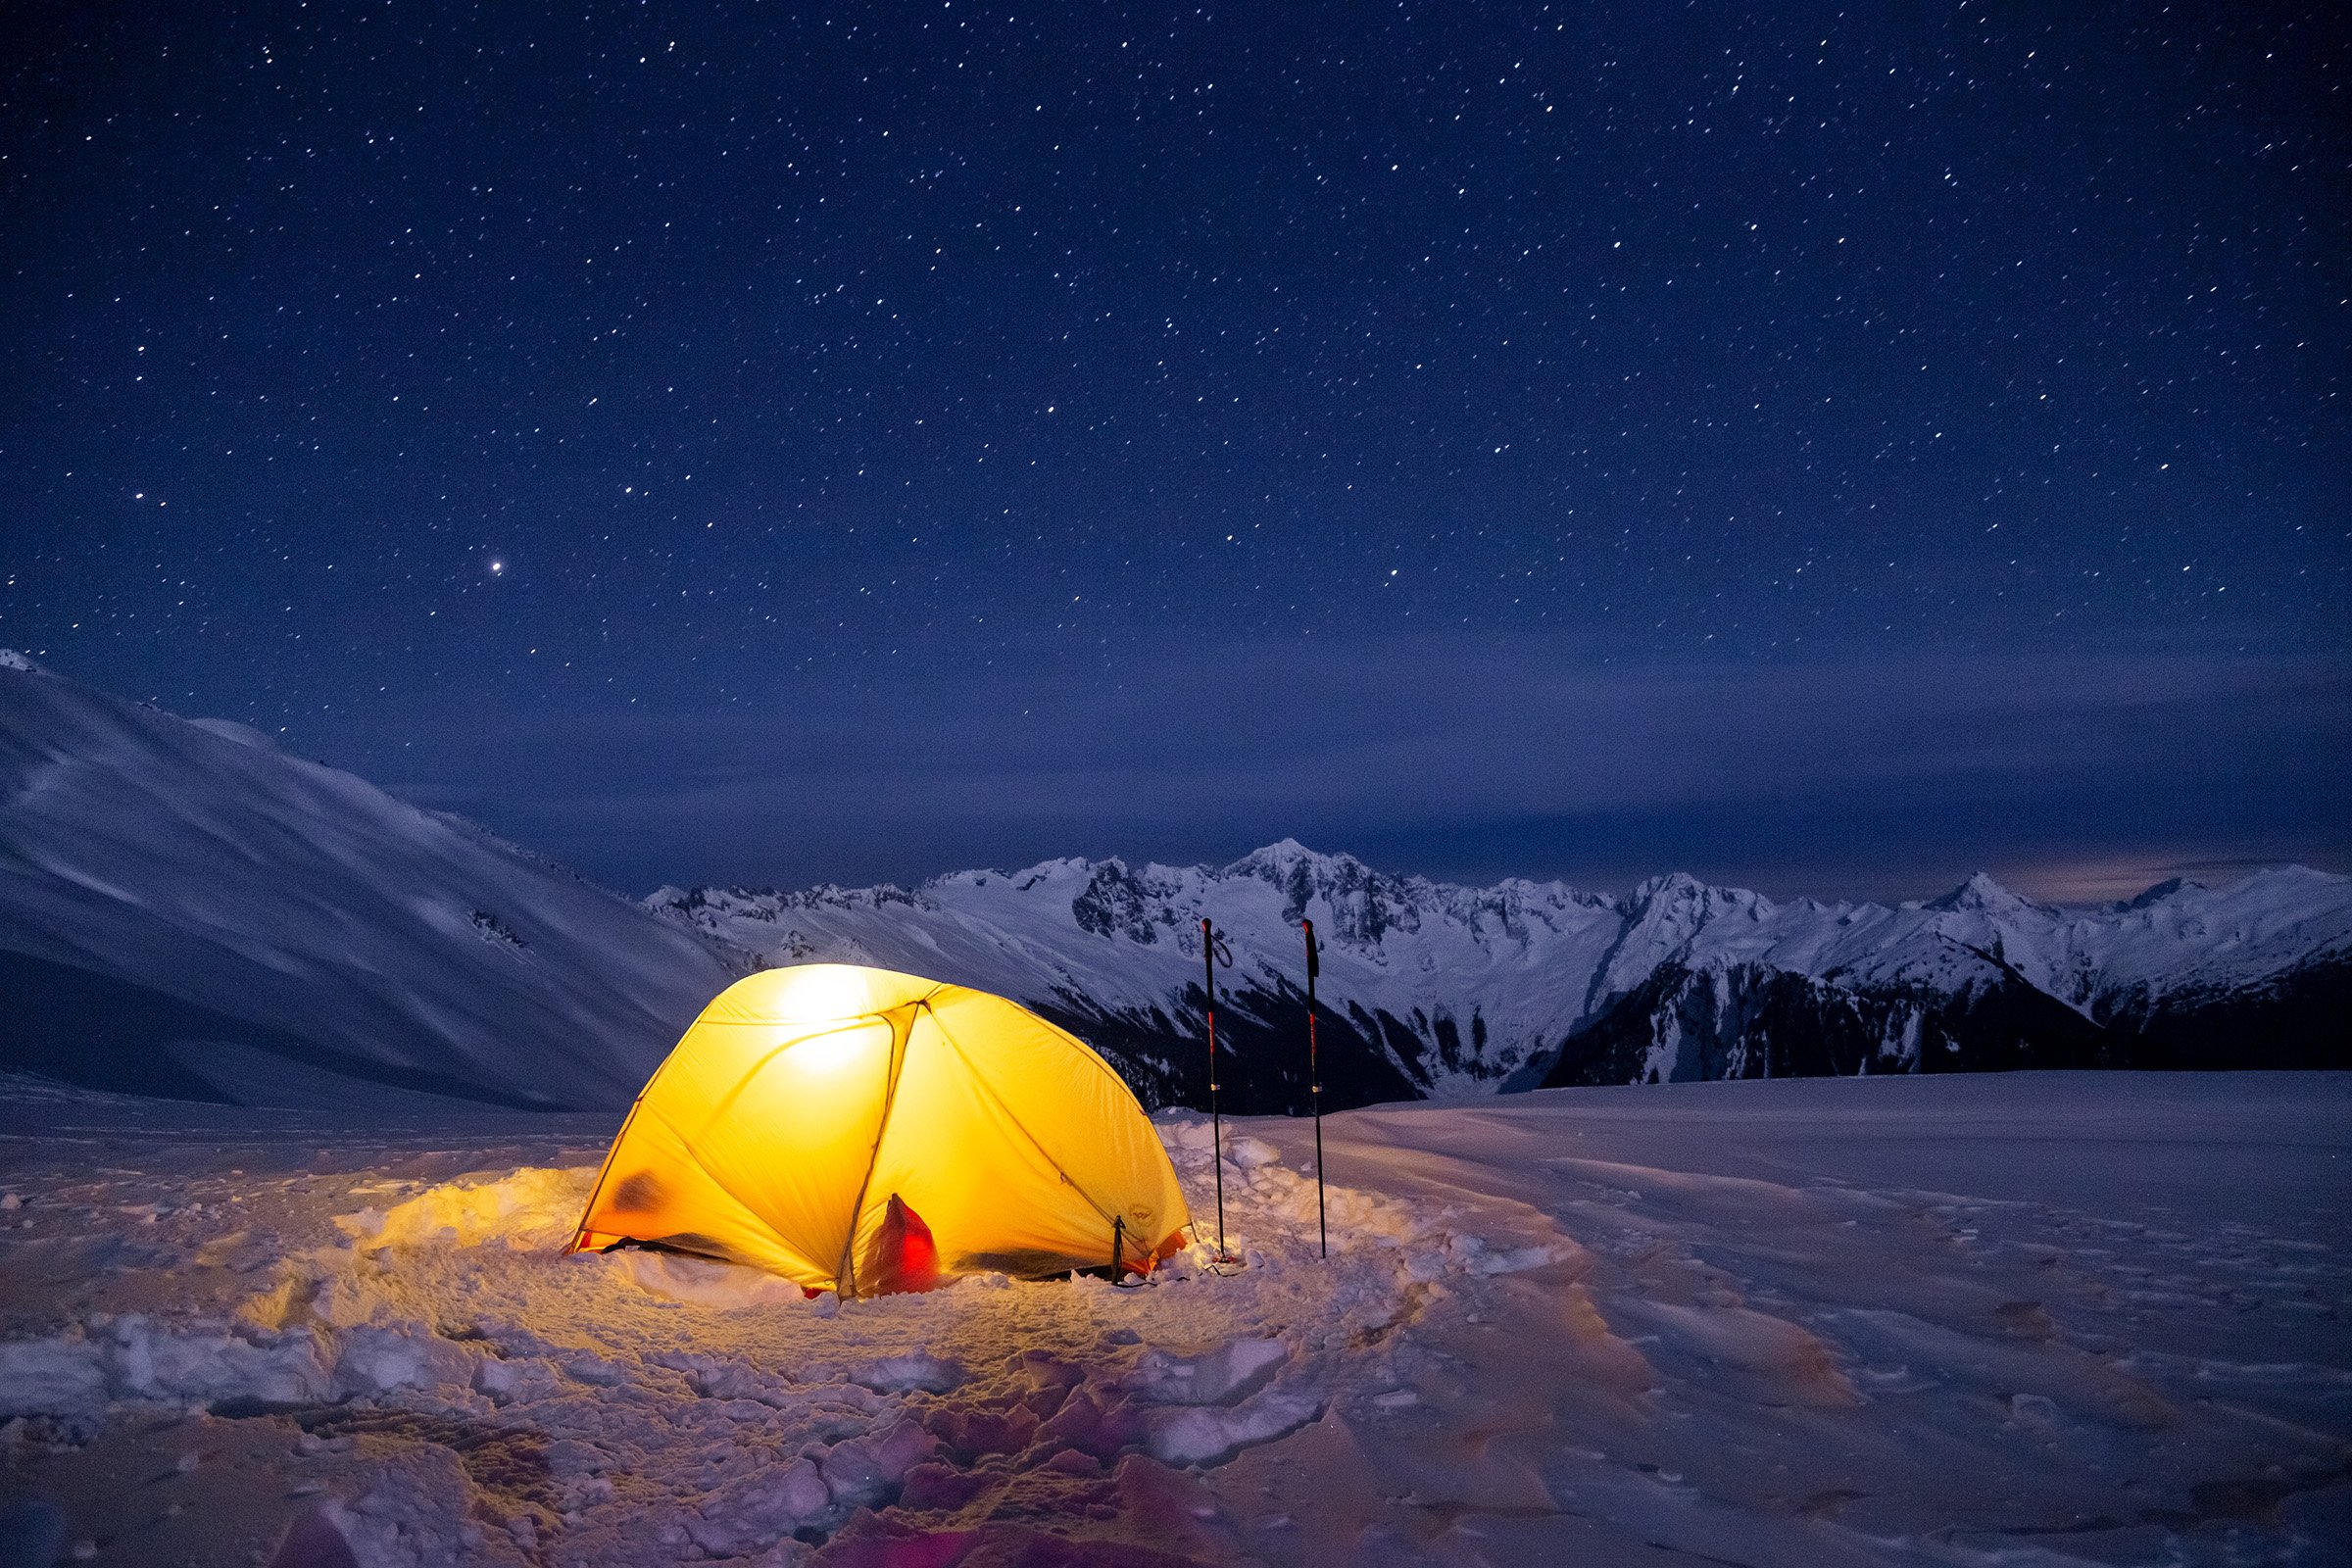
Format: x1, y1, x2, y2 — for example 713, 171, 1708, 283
0, 657, 743, 1108
1542, 864, 2352, 1087
649, 841, 1643, 1113
656, 846, 2352, 1110
6, 653, 2341, 1114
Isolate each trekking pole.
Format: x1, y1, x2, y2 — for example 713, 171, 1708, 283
1302, 917, 1326, 1259
1200, 915, 1237, 1263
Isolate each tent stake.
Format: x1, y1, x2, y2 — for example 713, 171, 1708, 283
1302, 917, 1326, 1259
1201, 915, 1237, 1264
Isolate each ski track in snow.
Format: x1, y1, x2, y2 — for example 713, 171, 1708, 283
1, 1072, 2347, 1567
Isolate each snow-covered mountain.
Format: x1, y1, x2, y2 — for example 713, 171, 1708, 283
653, 845, 2352, 1111
651, 843, 1627, 1111
0, 654, 744, 1109
1539, 864, 2350, 1089
5, 650, 2342, 1115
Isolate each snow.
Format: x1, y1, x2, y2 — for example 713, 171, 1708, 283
0, 660, 741, 1110
183, 716, 281, 753
2, 1072, 2345, 1565
653, 845, 1636, 1098
335, 1166, 586, 1251
653, 839, 2351, 1096
7, 659, 2343, 1115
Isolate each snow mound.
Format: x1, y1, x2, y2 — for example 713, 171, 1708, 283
334, 1167, 589, 1251
853, 1353, 967, 1394
610, 1250, 811, 1308
1144, 1384, 1324, 1468
0, 1315, 330, 1422
1224, 1135, 1283, 1170
0, 1316, 486, 1424
1129, 1337, 1289, 1405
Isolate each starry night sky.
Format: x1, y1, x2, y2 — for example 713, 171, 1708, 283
3, 2, 2345, 902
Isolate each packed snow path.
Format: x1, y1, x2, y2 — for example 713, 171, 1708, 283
0, 1073, 2345, 1566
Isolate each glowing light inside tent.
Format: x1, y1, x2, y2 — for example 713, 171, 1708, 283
777, 963, 877, 1023
788, 1022, 871, 1076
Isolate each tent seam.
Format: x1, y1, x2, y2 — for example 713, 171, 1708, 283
832, 1000, 923, 1295
691, 1016, 874, 1142
565, 999, 711, 1251
927, 1010, 1122, 1234
933, 982, 1153, 1121
1027, 993, 1166, 1120
632, 1098, 833, 1282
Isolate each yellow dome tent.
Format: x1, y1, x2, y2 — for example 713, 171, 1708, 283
567, 963, 1192, 1297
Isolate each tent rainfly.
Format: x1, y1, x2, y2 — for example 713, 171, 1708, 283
567, 963, 1192, 1297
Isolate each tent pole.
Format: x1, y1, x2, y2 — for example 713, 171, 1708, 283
1304, 917, 1326, 1259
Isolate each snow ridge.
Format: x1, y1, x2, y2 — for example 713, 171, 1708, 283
654, 846, 2352, 1100
0, 658, 744, 1109
3, 653, 2341, 1110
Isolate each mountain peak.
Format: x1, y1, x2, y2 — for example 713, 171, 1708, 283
1225, 838, 1364, 887
0, 648, 50, 675
1630, 870, 1706, 902
2121, 876, 2202, 911
1928, 871, 2034, 914
1259, 836, 1316, 858
1628, 870, 1766, 910
1229, 837, 1338, 870
2232, 863, 2341, 889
